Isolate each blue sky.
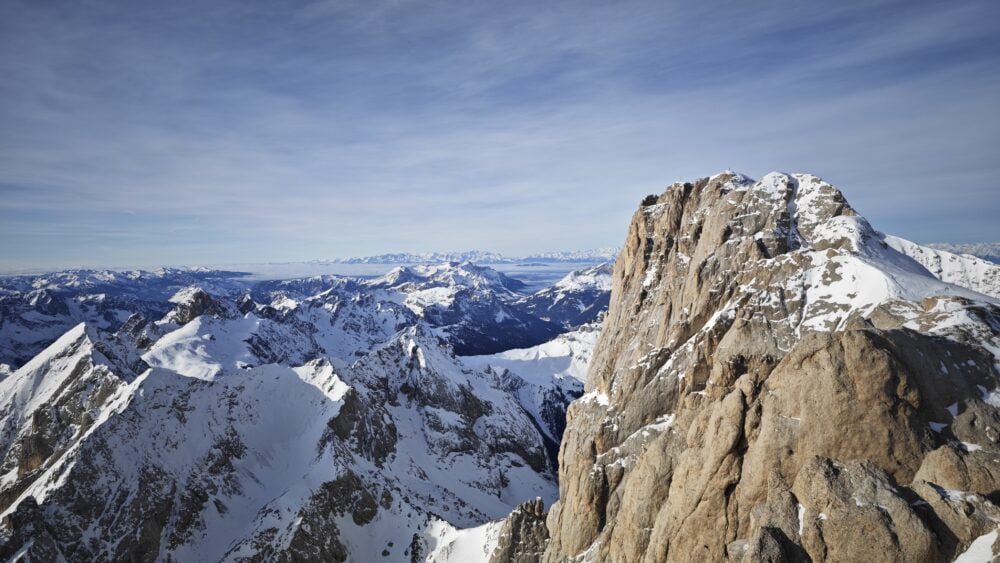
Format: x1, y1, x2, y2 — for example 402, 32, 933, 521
2, 0, 999, 270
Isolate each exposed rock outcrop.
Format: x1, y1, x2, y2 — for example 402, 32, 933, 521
491, 498, 550, 563
512, 172, 1000, 562
163, 287, 238, 326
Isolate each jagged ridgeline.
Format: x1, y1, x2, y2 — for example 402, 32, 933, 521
497, 172, 1000, 562
0, 261, 609, 561
2, 171, 999, 562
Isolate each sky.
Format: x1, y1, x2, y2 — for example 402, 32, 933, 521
1, 0, 999, 271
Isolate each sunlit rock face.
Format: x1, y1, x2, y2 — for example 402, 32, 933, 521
498, 172, 1000, 563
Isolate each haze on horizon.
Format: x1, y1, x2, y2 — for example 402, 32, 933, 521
2, 0, 999, 271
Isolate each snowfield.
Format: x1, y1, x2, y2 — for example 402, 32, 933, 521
0, 261, 608, 561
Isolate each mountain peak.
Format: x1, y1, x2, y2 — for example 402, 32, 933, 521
331, 249, 619, 265
162, 286, 238, 325
368, 261, 526, 294
529, 170, 1000, 563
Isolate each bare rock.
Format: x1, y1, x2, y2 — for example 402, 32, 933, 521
530, 172, 1000, 562
491, 498, 549, 563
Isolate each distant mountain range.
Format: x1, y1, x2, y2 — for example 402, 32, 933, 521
0, 250, 616, 278
2, 174, 998, 562
327, 249, 619, 264
0, 260, 612, 560
925, 242, 1000, 264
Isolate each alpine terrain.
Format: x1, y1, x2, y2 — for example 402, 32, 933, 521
492, 171, 1000, 562
0, 261, 610, 561
2, 171, 999, 562
926, 243, 1000, 265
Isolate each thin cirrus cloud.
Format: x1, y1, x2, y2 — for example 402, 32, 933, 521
1, 0, 998, 271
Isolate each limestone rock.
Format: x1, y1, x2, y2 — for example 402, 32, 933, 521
491, 498, 549, 563
515, 172, 1000, 563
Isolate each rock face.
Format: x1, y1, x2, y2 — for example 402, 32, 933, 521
519, 172, 1000, 562
163, 287, 239, 326
491, 498, 549, 563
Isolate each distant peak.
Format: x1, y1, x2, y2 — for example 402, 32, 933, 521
330, 249, 619, 265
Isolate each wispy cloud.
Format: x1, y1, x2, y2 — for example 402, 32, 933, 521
1, 0, 999, 270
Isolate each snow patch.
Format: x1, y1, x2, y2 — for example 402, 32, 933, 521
955, 528, 998, 563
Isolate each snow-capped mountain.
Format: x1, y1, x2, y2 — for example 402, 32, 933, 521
334, 251, 509, 265
496, 171, 1000, 563
0, 269, 247, 369
366, 262, 527, 296
0, 262, 609, 561
514, 263, 612, 329
0, 324, 142, 492
0, 268, 246, 295
363, 262, 563, 356
330, 249, 618, 265
464, 323, 600, 460
926, 242, 1000, 264
3, 173, 998, 561
519, 249, 619, 263
886, 236, 1000, 298
0, 262, 611, 372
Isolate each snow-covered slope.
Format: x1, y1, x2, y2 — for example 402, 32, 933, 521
423, 519, 503, 562
0, 322, 145, 526
464, 323, 599, 459
465, 323, 600, 386
926, 242, 1000, 264
0, 262, 605, 561
0, 269, 246, 368
515, 263, 612, 329
142, 314, 314, 379
3, 196, 999, 562
886, 235, 1000, 298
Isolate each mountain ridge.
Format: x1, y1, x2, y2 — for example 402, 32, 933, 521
327, 249, 619, 265
926, 242, 1000, 265
0, 261, 612, 561
1, 171, 999, 561
496, 170, 1000, 562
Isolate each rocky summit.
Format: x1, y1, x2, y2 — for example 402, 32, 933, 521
1, 172, 999, 562
496, 172, 1000, 562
